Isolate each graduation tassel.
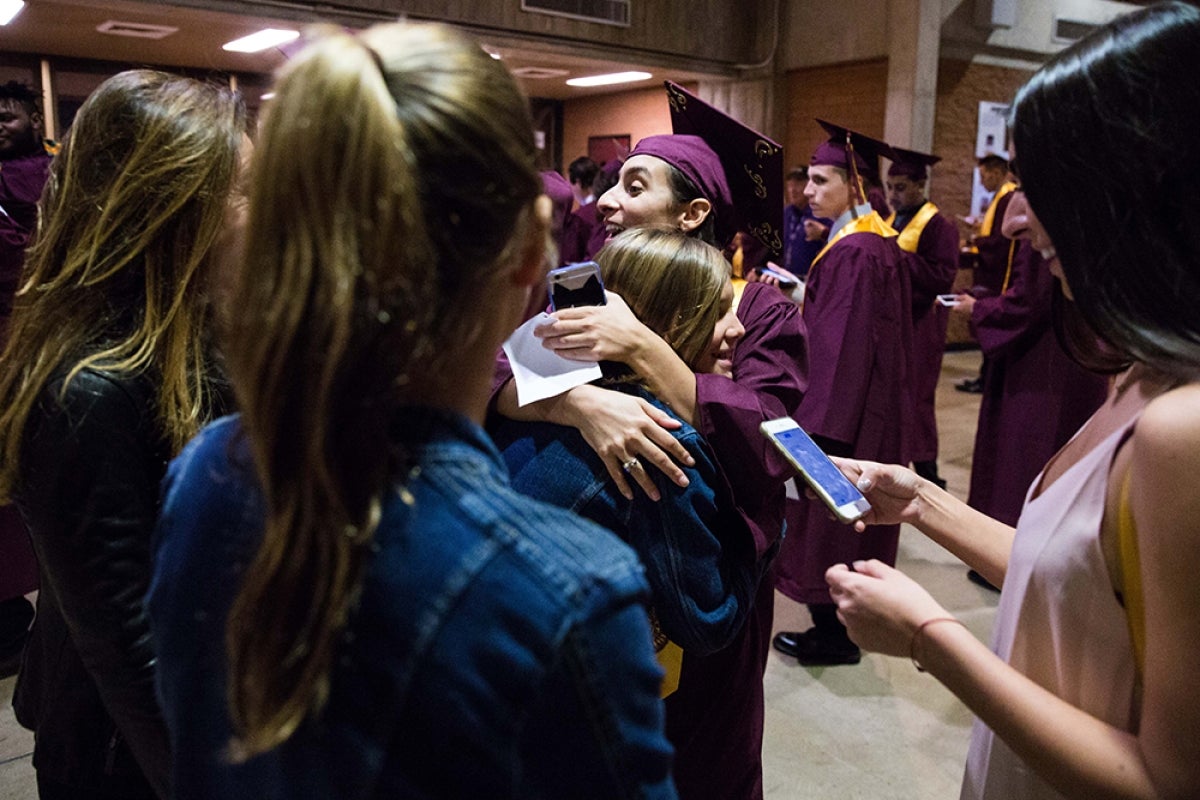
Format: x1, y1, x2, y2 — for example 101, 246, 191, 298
845, 132, 866, 218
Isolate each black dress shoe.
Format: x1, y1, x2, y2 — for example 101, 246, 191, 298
0, 630, 28, 679
773, 628, 861, 666
967, 569, 1000, 592
955, 377, 983, 394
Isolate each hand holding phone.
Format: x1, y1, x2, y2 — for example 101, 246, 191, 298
757, 265, 800, 287
548, 261, 606, 311
760, 418, 871, 523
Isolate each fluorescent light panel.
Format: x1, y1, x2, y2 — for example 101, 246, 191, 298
566, 71, 652, 87
0, 0, 25, 26
222, 28, 299, 53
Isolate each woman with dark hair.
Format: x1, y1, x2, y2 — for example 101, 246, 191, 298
146, 22, 675, 799
0, 70, 246, 799
823, 3, 1200, 798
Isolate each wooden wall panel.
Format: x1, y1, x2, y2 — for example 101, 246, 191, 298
561, 86, 673, 172
929, 58, 1035, 224
407, 0, 771, 66
782, 59, 889, 172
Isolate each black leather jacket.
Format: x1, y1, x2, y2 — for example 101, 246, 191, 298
14, 368, 170, 798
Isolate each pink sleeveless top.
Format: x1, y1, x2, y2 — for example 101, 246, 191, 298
960, 417, 1139, 800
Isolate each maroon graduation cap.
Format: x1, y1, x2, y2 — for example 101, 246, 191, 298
888, 146, 942, 182
629, 81, 784, 256
810, 120, 896, 208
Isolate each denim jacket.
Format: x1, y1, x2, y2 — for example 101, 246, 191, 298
148, 410, 676, 799
490, 385, 759, 656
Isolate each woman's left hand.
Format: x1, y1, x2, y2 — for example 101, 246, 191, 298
535, 291, 653, 364
825, 559, 948, 657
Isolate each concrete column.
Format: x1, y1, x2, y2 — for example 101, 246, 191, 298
39, 58, 56, 140
883, 0, 941, 152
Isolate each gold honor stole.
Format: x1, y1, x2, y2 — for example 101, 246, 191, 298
980, 181, 1017, 237
808, 210, 899, 274
649, 610, 683, 697
885, 201, 941, 254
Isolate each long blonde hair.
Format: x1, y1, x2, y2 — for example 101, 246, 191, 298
224, 22, 541, 756
597, 227, 731, 370
0, 70, 244, 501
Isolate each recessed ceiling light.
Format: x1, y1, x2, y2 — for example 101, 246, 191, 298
0, 0, 25, 26
222, 28, 299, 53
512, 67, 570, 80
566, 71, 652, 88
96, 20, 178, 39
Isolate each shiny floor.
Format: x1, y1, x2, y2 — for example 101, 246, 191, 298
0, 349, 991, 799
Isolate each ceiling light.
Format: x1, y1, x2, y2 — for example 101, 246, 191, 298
0, 0, 25, 26
96, 20, 178, 39
566, 71, 652, 88
222, 28, 299, 53
260, 92, 275, 101
512, 67, 570, 80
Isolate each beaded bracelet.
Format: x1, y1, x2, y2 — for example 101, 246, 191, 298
910, 617, 967, 672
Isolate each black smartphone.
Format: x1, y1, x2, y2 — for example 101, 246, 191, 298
548, 261, 606, 311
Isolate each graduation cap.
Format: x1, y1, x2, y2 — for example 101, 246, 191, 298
888, 146, 941, 182
540, 170, 573, 212
810, 120, 896, 210
628, 81, 784, 256
811, 120, 895, 173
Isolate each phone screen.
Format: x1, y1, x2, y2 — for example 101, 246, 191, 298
548, 262, 606, 310
771, 426, 865, 507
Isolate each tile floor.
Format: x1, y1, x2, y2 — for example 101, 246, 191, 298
0, 349, 992, 799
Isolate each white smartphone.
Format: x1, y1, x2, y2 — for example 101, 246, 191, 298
936, 294, 959, 307
760, 417, 872, 523
548, 261, 606, 311
757, 266, 798, 286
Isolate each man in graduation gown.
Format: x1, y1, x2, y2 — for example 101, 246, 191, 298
970, 154, 1018, 295
781, 167, 830, 281
955, 239, 1107, 528
0, 80, 51, 676
573, 157, 622, 259
886, 148, 960, 489
772, 122, 914, 665
956, 153, 1019, 393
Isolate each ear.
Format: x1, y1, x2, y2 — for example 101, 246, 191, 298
676, 197, 713, 234
512, 194, 552, 288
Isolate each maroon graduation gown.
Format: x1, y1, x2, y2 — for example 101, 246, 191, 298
667, 281, 806, 800
971, 188, 1016, 298
966, 241, 1108, 526
488, 281, 808, 800
775, 215, 914, 605
0, 149, 51, 602
571, 199, 608, 260
893, 204, 959, 462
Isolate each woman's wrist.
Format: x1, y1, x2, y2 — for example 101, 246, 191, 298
910, 616, 968, 673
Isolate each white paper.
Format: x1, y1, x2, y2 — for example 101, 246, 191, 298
502, 312, 602, 406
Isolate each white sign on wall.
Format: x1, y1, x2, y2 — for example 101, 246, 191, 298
970, 101, 1011, 219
